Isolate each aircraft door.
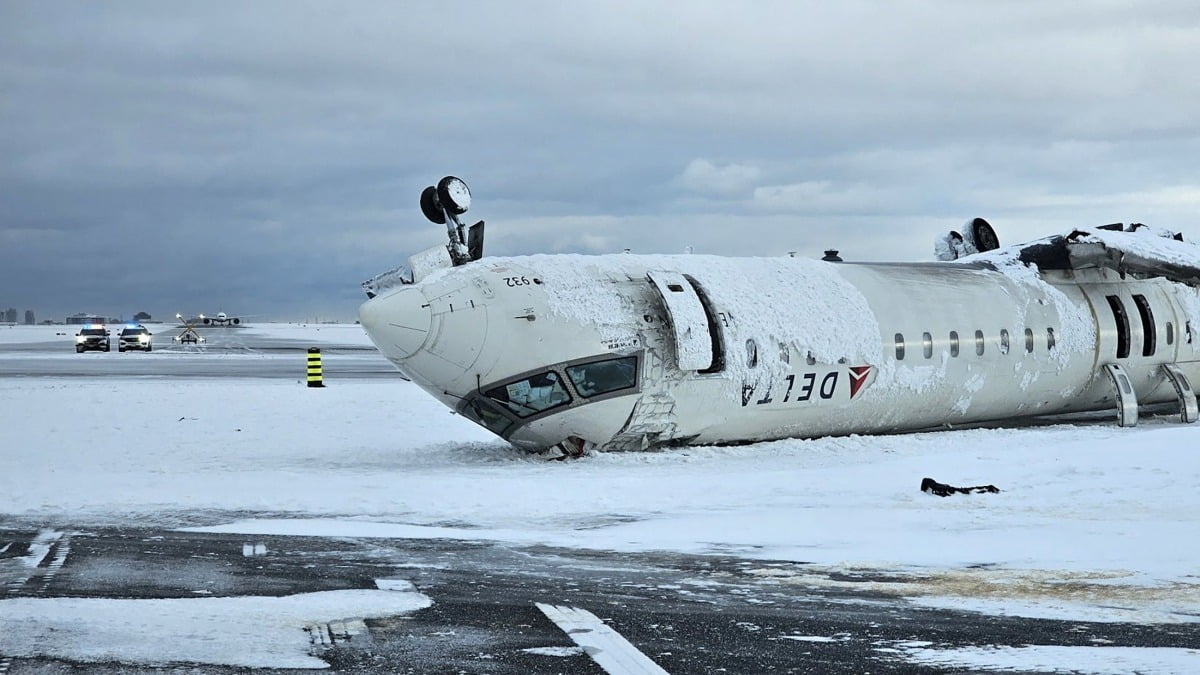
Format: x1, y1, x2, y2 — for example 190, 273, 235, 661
646, 271, 717, 371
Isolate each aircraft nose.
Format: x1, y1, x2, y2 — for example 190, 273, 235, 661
358, 288, 432, 360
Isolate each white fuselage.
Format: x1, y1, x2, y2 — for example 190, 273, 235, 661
358, 249, 1200, 451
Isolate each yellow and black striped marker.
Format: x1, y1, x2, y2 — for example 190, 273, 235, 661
307, 347, 324, 388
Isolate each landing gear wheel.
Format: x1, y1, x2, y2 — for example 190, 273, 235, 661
419, 186, 446, 225
970, 217, 999, 252
437, 176, 471, 215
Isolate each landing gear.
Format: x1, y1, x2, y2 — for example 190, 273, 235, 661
970, 217, 1000, 252
437, 176, 471, 215
419, 186, 446, 225
417, 175, 483, 267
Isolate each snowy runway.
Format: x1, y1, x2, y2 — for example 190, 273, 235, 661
2, 323, 1199, 672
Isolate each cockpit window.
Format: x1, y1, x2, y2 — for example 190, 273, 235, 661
484, 370, 572, 418
464, 398, 514, 435
565, 356, 638, 398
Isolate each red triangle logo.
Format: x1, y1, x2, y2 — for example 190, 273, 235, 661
849, 365, 873, 399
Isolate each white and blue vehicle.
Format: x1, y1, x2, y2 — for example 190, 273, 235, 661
117, 324, 153, 352
74, 325, 110, 353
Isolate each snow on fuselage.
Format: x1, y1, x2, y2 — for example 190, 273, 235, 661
358, 249, 1200, 451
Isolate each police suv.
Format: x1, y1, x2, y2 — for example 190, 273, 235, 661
74, 325, 111, 353
118, 324, 153, 352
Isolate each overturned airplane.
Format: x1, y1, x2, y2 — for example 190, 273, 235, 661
359, 176, 1200, 453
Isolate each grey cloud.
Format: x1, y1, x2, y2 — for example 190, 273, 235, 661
2, 1, 1199, 320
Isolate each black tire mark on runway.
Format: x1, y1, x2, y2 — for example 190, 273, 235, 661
37, 538, 70, 594
0, 532, 71, 673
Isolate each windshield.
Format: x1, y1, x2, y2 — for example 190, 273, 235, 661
565, 356, 638, 398
463, 398, 514, 435
121, 328, 148, 336
484, 371, 571, 418
80, 328, 106, 336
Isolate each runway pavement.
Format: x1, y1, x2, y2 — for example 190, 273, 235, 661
3, 526, 1194, 674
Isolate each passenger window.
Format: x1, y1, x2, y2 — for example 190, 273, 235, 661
745, 339, 758, 368
566, 356, 638, 398
1047, 327, 1057, 351
895, 333, 905, 360
999, 329, 1010, 355
949, 331, 959, 357
1024, 328, 1034, 354
779, 343, 790, 364
485, 371, 572, 418
1167, 321, 1175, 346
922, 332, 933, 359
975, 330, 985, 356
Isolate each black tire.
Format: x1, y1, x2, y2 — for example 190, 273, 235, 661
970, 217, 999, 252
420, 186, 446, 224
437, 176, 471, 215
146, 344, 152, 352
119, 347, 125, 352
104, 344, 110, 352
76, 345, 83, 353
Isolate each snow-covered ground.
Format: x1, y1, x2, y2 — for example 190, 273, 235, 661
2, 323, 1199, 672
0, 589, 431, 669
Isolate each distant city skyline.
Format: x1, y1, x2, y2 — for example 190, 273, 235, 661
2, 307, 154, 325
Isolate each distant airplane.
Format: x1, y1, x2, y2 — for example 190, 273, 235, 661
359, 176, 1200, 456
200, 312, 242, 326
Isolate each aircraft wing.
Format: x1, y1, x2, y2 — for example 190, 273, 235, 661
1006, 226, 1200, 285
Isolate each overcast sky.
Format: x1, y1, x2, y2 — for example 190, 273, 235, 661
3, 1, 1199, 322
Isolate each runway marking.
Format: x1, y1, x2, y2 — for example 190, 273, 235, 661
306, 619, 371, 655
5, 530, 66, 597
536, 603, 668, 675
21, 530, 62, 569
38, 537, 71, 594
